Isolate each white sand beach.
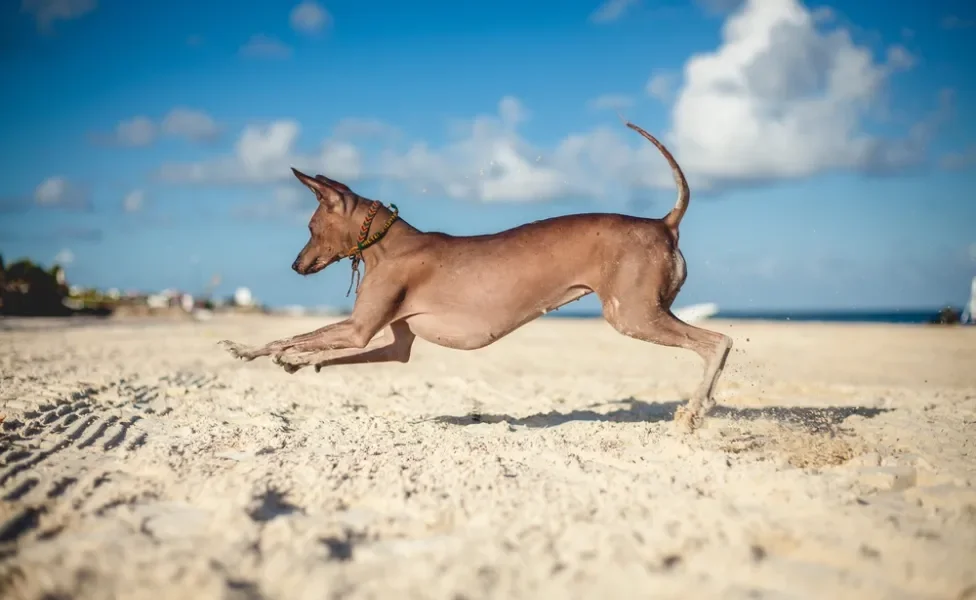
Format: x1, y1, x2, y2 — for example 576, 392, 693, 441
1, 315, 974, 599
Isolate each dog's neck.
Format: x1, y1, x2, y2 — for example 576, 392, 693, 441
343, 196, 419, 271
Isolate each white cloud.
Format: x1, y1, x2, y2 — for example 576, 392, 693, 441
885, 45, 916, 71
156, 0, 944, 203
810, 6, 834, 23
498, 96, 528, 128
290, 0, 331, 34
240, 34, 292, 59
942, 15, 975, 30
35, 177, 67, 204
158, 120, 363, 185
54, 248, 75, 266
940, 146, 976, 171
104, 108, 220, 146
161, 108, 220, 142
115, 116, 156, 147
22, 0, 96, 32
122, 189, 145, 213
374, 101, 572, 203
369, 97, 675, 202
587, 94, 635, 111
646, 71, 676, 102
34, 176, 91, 210
273, 186, 302, 208
589, 0, 640, 23
232, 185, 310, 220
695, 0, 744, 15
158, 97, 663, 202
666, 0, 934, 187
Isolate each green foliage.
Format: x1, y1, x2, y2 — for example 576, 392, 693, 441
1, 255, 71, 316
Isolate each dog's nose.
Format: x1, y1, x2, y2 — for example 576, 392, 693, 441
291, 258, 302, 273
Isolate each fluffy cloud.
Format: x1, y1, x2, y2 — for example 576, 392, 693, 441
158, 98, 669, 203
646, 71, 676, 102
941, 15, 975, 30
666, 0, 933, 187
161, 108, 221, 142
290, 1, 331, 34
158, 120, 362, 185
22, 0, 96, 32
158, 0, 945, 202
885, 44, 916, 71
240, 34, 292, 59
34, 176, 91, 210
123, 189, 145, 213
232, 186, 308, 220
940, 146, 976, 171
589, 0, 640, 23
587, 94, 636, 111
695, 0, 745, 15
115, 117, 156, 146
104, 108, 219, 147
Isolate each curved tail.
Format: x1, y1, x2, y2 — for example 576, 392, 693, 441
625, 121, 689, 231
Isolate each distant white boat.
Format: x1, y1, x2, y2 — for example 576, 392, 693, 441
962, 276, 976, 325
673, 302, 719, 323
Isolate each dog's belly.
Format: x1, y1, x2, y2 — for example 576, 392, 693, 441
405, 313, 509, 350
403, 285, 591, 351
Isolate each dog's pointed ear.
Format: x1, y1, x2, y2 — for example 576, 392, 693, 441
291, 167, 345, 211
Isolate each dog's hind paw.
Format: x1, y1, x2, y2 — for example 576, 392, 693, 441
674, 405, 704, 434
218, 340, 258, 361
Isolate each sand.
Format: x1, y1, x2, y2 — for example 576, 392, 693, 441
0, 314, 974, 600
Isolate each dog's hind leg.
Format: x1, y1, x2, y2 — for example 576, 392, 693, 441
602, 298, 732, 432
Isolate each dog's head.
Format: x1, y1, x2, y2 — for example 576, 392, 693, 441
289, 167, 358, 276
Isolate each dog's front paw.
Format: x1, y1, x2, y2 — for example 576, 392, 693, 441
272, 350, 309, 374
218, 340, 259, 361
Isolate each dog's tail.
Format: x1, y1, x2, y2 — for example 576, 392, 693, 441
624, 121, 690, 232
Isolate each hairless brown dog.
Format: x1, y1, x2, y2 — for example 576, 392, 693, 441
219, 121, 732, 432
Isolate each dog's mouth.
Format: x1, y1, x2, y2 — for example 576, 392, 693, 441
298, 255, 337, 276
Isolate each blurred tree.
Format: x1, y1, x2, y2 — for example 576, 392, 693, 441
1, 258, 71, 316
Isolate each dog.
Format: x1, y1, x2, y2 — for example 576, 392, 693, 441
219, 121, 733, 431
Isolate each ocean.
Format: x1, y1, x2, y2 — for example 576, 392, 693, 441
545, 307, 964, 325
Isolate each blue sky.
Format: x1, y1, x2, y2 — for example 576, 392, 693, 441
1, 0, 974, 312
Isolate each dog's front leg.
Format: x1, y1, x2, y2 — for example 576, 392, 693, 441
224, 280, 404, 365
273, 320, 416, 374
219, 321, 350, 362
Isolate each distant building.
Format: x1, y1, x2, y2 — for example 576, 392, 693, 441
234, 287, 253, 307
146, 294, 168, 309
